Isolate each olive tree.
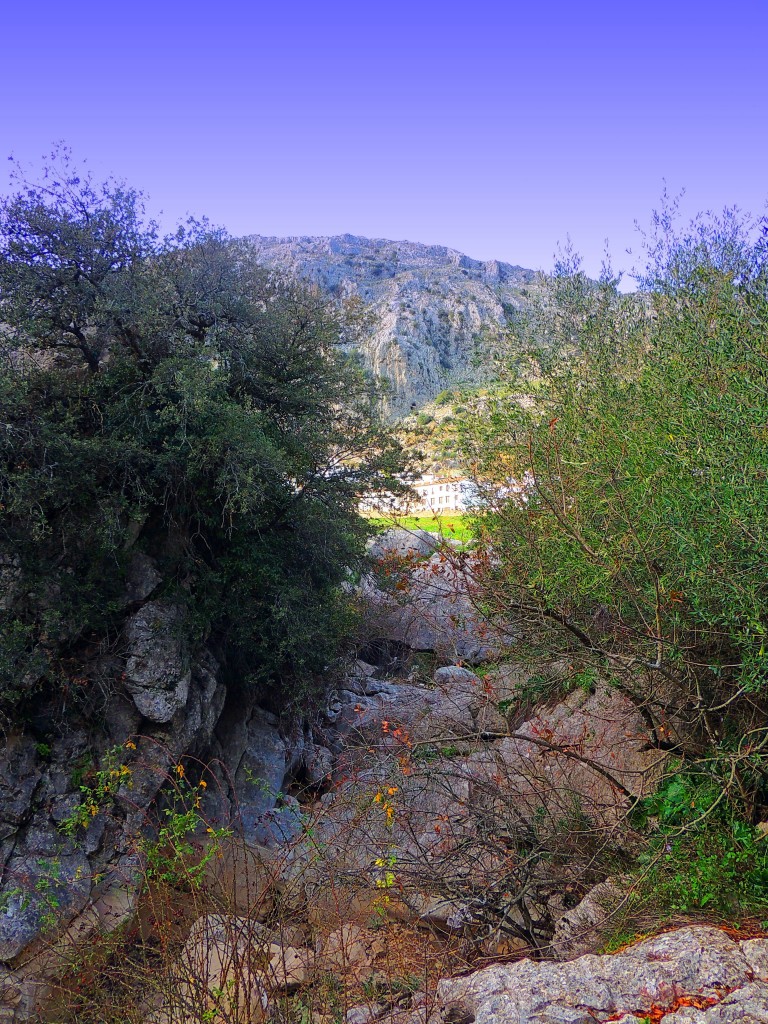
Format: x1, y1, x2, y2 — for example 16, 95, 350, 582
0, 151, 405, 715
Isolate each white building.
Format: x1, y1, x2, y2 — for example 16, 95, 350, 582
359, 474, 480, 514
410, 475, 479, 512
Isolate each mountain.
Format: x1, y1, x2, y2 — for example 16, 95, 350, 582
251, 234, 538, 415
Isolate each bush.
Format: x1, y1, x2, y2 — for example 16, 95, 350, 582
633, 770, 768, 918
459, 204, 768, 921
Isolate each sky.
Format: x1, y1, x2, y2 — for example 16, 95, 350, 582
1, 0, 766, 281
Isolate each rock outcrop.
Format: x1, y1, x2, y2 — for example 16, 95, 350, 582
123, 602, 192, 723
359, 536, 509, 664
251, 234, 538, 415
0, 554, 311, 1020
437, 925, 768, 1023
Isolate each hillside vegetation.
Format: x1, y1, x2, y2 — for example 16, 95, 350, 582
459, 205, 768, 923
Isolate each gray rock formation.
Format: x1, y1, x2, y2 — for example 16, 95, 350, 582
124, 601, 192, 723
0, 558, 301, 1019
437, 926, 768, 1023
359, 546, 510, 664
552, 879, 629, 960
251, 234, 537, 415
366, 528, 442, 561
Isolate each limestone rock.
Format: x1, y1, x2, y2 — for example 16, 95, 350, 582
0, 852, 91, 960
0, 737, 40, 842
123, 602, 191, 723
346, 1007, 384, 1024
208, 705, 307, 845
265, 942, 314, 991
552, 879, 628, 960
488, 682, 667, 829
251, 234, 538, 416
0, 965, 48, 1024
231, 709, 289, 841
203, 839, 281, 920
304, 744, 334, 786
173, 914, 269, 1024
352, 660, 378, 678
367, 529, 442, 560
123, 551, 161, 606
414, 894, 475, 931
741, 936, 768, 980
359, 551, 509, 664
91, 881, 138, 933
662, 982, 768, 1020
432, 665, 480, 691
437, 926, 767, 1024
335, 679, 475, 743
321, 924, 372, 974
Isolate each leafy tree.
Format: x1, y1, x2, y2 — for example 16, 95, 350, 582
461, 203, 768, 805
0, 150, 405, 716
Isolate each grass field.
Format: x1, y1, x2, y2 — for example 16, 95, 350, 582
365, 513, 474, 542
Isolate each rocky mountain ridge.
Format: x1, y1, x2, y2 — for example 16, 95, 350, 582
251, 234, 538, 415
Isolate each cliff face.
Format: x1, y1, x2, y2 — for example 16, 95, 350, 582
251, 234, 537, 415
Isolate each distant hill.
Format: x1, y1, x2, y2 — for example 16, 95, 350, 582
251, 234, 538, 415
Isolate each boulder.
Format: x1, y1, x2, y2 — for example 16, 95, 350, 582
0, 852, 91, 961
0, 964, 49, 1023
437, 926, 768, 1024
231, 709, 290, 841
552, 879, 628, 959
264, 942, 314, 991
487, 682, 667, 829
122, 551, 162, 607
359, 552, 509, 664
367, 529, 441, 560
123, 602, 191, 723
662, 983, 768, 1021
171, 914, 269, 1024
0, 737, 40, 849
203, 839, 281, 919
206, 704, 309, 846
304, 744, 334, 786
320, 923, 372, 975
334, 679, 475, 744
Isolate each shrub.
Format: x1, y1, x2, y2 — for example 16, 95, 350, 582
633, 770, 768, 918
461, 207, 768, 791
458, 204, 768, 924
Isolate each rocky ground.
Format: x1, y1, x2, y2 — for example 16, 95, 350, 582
1, 529, 763, 1023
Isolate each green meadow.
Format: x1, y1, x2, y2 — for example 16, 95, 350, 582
365, 513, 474, 542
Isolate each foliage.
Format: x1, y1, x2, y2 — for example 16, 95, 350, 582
60, 744, 134, 835
460, 204, 768, 798
142, 786, 231, 890
0, 149, 406, 715
635, 769, 768, 917
496, 669, 570, 714
457, 202, 768, 927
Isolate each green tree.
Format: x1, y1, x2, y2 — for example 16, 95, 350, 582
461, 204, 768, 797
0, 151, 404, 715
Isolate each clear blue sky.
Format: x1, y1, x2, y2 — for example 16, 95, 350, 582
1, 0, 766, 279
